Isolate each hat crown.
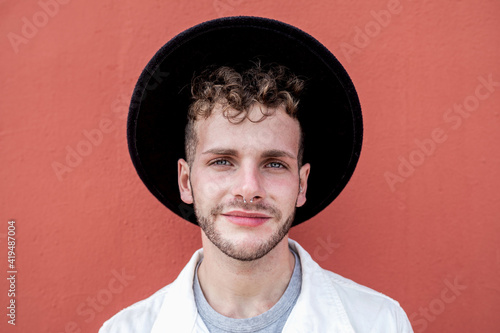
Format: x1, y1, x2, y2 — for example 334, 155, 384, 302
128, 16, 362, 225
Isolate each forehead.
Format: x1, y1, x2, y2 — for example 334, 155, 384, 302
195, 105, 301, 157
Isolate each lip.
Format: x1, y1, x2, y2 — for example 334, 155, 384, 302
222, 210, 272, 227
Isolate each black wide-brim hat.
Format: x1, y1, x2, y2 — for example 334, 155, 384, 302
128, 16, 362, 226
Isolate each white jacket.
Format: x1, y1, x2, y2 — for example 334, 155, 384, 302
100, 239, 413, 332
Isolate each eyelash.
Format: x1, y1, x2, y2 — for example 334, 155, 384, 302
266, 161, 285, 169
211, 159, 232, 166
209, 159, 287, 169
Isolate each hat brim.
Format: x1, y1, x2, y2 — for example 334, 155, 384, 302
127, 16, 363, 226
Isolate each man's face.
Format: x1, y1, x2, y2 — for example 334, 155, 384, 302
178, 104, 310, 261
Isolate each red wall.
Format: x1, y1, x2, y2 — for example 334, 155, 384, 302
2, 1, 499, 332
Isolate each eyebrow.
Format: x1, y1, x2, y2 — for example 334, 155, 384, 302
202, 148, 296, 160
202, 148, 238, 156
261, 149, 296, 160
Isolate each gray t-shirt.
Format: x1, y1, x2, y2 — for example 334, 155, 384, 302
193, 248, 302, 333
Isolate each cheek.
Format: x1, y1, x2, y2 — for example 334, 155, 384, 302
192, 171, 231, 198
264, 176, 299, 200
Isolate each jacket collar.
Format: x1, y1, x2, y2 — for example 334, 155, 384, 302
151, 239, 355, 333
151, 247, 203, 333
283, 240, 355, 332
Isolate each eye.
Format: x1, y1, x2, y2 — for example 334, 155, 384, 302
266, 161, 286, 169
210, 159, 232, 166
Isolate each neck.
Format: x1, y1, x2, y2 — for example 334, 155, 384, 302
197, 234, 295, 319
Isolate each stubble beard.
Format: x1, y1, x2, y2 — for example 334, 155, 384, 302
194, 198, 295, 262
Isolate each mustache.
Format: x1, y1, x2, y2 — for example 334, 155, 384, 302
210, 199, 282, 220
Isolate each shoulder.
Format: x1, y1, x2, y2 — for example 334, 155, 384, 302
330, 270, 407, 314
98, 284, 171, 333
322, 267, 413, 332
290, 239, 413, 332
99, 249, 204, 333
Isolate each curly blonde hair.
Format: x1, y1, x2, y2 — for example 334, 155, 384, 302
185, 63, 305, 166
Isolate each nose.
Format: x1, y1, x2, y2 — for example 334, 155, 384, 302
232, 162, 265, 204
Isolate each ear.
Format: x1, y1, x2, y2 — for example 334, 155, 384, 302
296, 163, 310, 207
178, 158, 193, 204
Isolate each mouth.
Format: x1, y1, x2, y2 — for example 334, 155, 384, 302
221, 210, 272, 227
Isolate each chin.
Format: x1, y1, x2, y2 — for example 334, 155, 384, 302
211, 226, 290, 262
196, 202, 295, 261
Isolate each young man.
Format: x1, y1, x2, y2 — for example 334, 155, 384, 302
100, 17, 413, 332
